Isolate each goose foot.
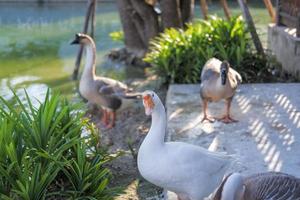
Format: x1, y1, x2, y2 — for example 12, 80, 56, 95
105, 123, 114, 130
217, 115, 238, 124
201, 116, 215, 123
105, 111, 116, 129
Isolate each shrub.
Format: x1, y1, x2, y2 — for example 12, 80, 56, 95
0, 90, 120, 199
144, 15, 264, 84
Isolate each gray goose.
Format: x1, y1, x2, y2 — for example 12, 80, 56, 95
71, 33, 140, 128
200, 58, 242, 123
212, 172, 300, 200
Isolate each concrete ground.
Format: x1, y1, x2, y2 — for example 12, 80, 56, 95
165, 83, 300, 200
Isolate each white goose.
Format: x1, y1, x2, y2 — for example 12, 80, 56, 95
138, 90, 233, 200
212, 172, 300, 200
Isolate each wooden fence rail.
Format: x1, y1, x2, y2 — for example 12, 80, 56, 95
276, 0, 300, 37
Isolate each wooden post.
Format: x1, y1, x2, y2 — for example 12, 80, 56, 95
90, 0, 96, 38
275, 0, 281, 25
72, 0, 95, 80
200, 0, 208, 20
238, 0, 265, 58
220, 0, 231, 20
297, 13, 300, 37
263, 0, 276, 23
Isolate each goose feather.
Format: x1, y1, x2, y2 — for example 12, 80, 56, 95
213, 172, 300, 200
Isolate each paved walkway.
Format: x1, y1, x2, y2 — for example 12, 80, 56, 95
165, 83, 300, 199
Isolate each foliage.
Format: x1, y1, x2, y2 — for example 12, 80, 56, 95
0, 90, 120, 199
144, 15, 267, 84
109, 31, 124, 43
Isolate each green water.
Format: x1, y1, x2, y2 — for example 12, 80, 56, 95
0, 1, 271, 103
0, 2, 126, 102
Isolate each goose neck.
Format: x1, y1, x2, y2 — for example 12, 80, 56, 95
146, 103, 166, 146
82, 43, 96, 80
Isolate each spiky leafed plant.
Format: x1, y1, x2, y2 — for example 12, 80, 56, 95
0, 90, 120, 199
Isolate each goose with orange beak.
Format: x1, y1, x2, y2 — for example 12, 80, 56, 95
142, 92, 155, 115
138, 90, 233, 200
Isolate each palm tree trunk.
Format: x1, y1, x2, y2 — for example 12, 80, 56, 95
200, 0, 208, 20
161, 0, 183, 28
220, 0, 231, 20
180, 0, 195, 25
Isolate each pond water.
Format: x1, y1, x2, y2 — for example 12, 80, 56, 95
0, 2, 131, 103
0, 1, 271, 104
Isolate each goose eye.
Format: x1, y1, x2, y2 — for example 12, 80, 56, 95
152, 94, 154, 98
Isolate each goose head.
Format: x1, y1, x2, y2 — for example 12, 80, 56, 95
213, 173, 245, 200
142, 90, 162, 116
70, 33, 93, 45
220, 61, 230, 85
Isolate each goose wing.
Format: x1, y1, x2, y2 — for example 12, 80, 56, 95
94, 77, 127, 95
244, 172, 300, 200
96, 77, 141, 99
228, 68, 242, 86
201, 58, 221, 82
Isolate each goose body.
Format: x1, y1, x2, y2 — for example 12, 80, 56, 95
200, 58, 242, 123
138, 91, 233, 200
71, 33, 139, 128
213, 172, 300, 200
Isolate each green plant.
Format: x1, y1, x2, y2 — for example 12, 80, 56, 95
0, 90, 119, 199
109, 31, 124, 43
144, 15, 259, 84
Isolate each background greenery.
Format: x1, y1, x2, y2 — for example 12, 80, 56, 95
144, 16, 268, 84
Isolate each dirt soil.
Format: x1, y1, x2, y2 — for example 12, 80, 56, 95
86, 76, 167, 200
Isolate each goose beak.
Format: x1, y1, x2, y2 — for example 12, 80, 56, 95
221, 70, 227, 85
70, 38, 79, 45
143, 94, 154, 116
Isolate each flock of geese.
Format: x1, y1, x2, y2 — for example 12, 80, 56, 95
71, 33, 300, 200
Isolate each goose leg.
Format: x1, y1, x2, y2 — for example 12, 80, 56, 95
218, 98, 238, 123
101, 110, 109, 126
106, 111, 116, 129
201, 99, 215, 123
176, 194, 190, 200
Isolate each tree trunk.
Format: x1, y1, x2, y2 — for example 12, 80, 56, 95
238, 0, 265, 58
117, 0, 148, 57
130, 0, 160, 49
263, 0, 275, 23
116, 0, 195, 60
220, 0, 231, 20
200, 0, 208, 20
161, 0, 183, 28
180, 0, 195, 25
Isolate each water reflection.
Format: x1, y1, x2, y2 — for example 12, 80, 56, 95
0, 75, 47, 105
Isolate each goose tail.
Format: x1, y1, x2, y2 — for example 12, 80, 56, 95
120, 92, 142, 99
